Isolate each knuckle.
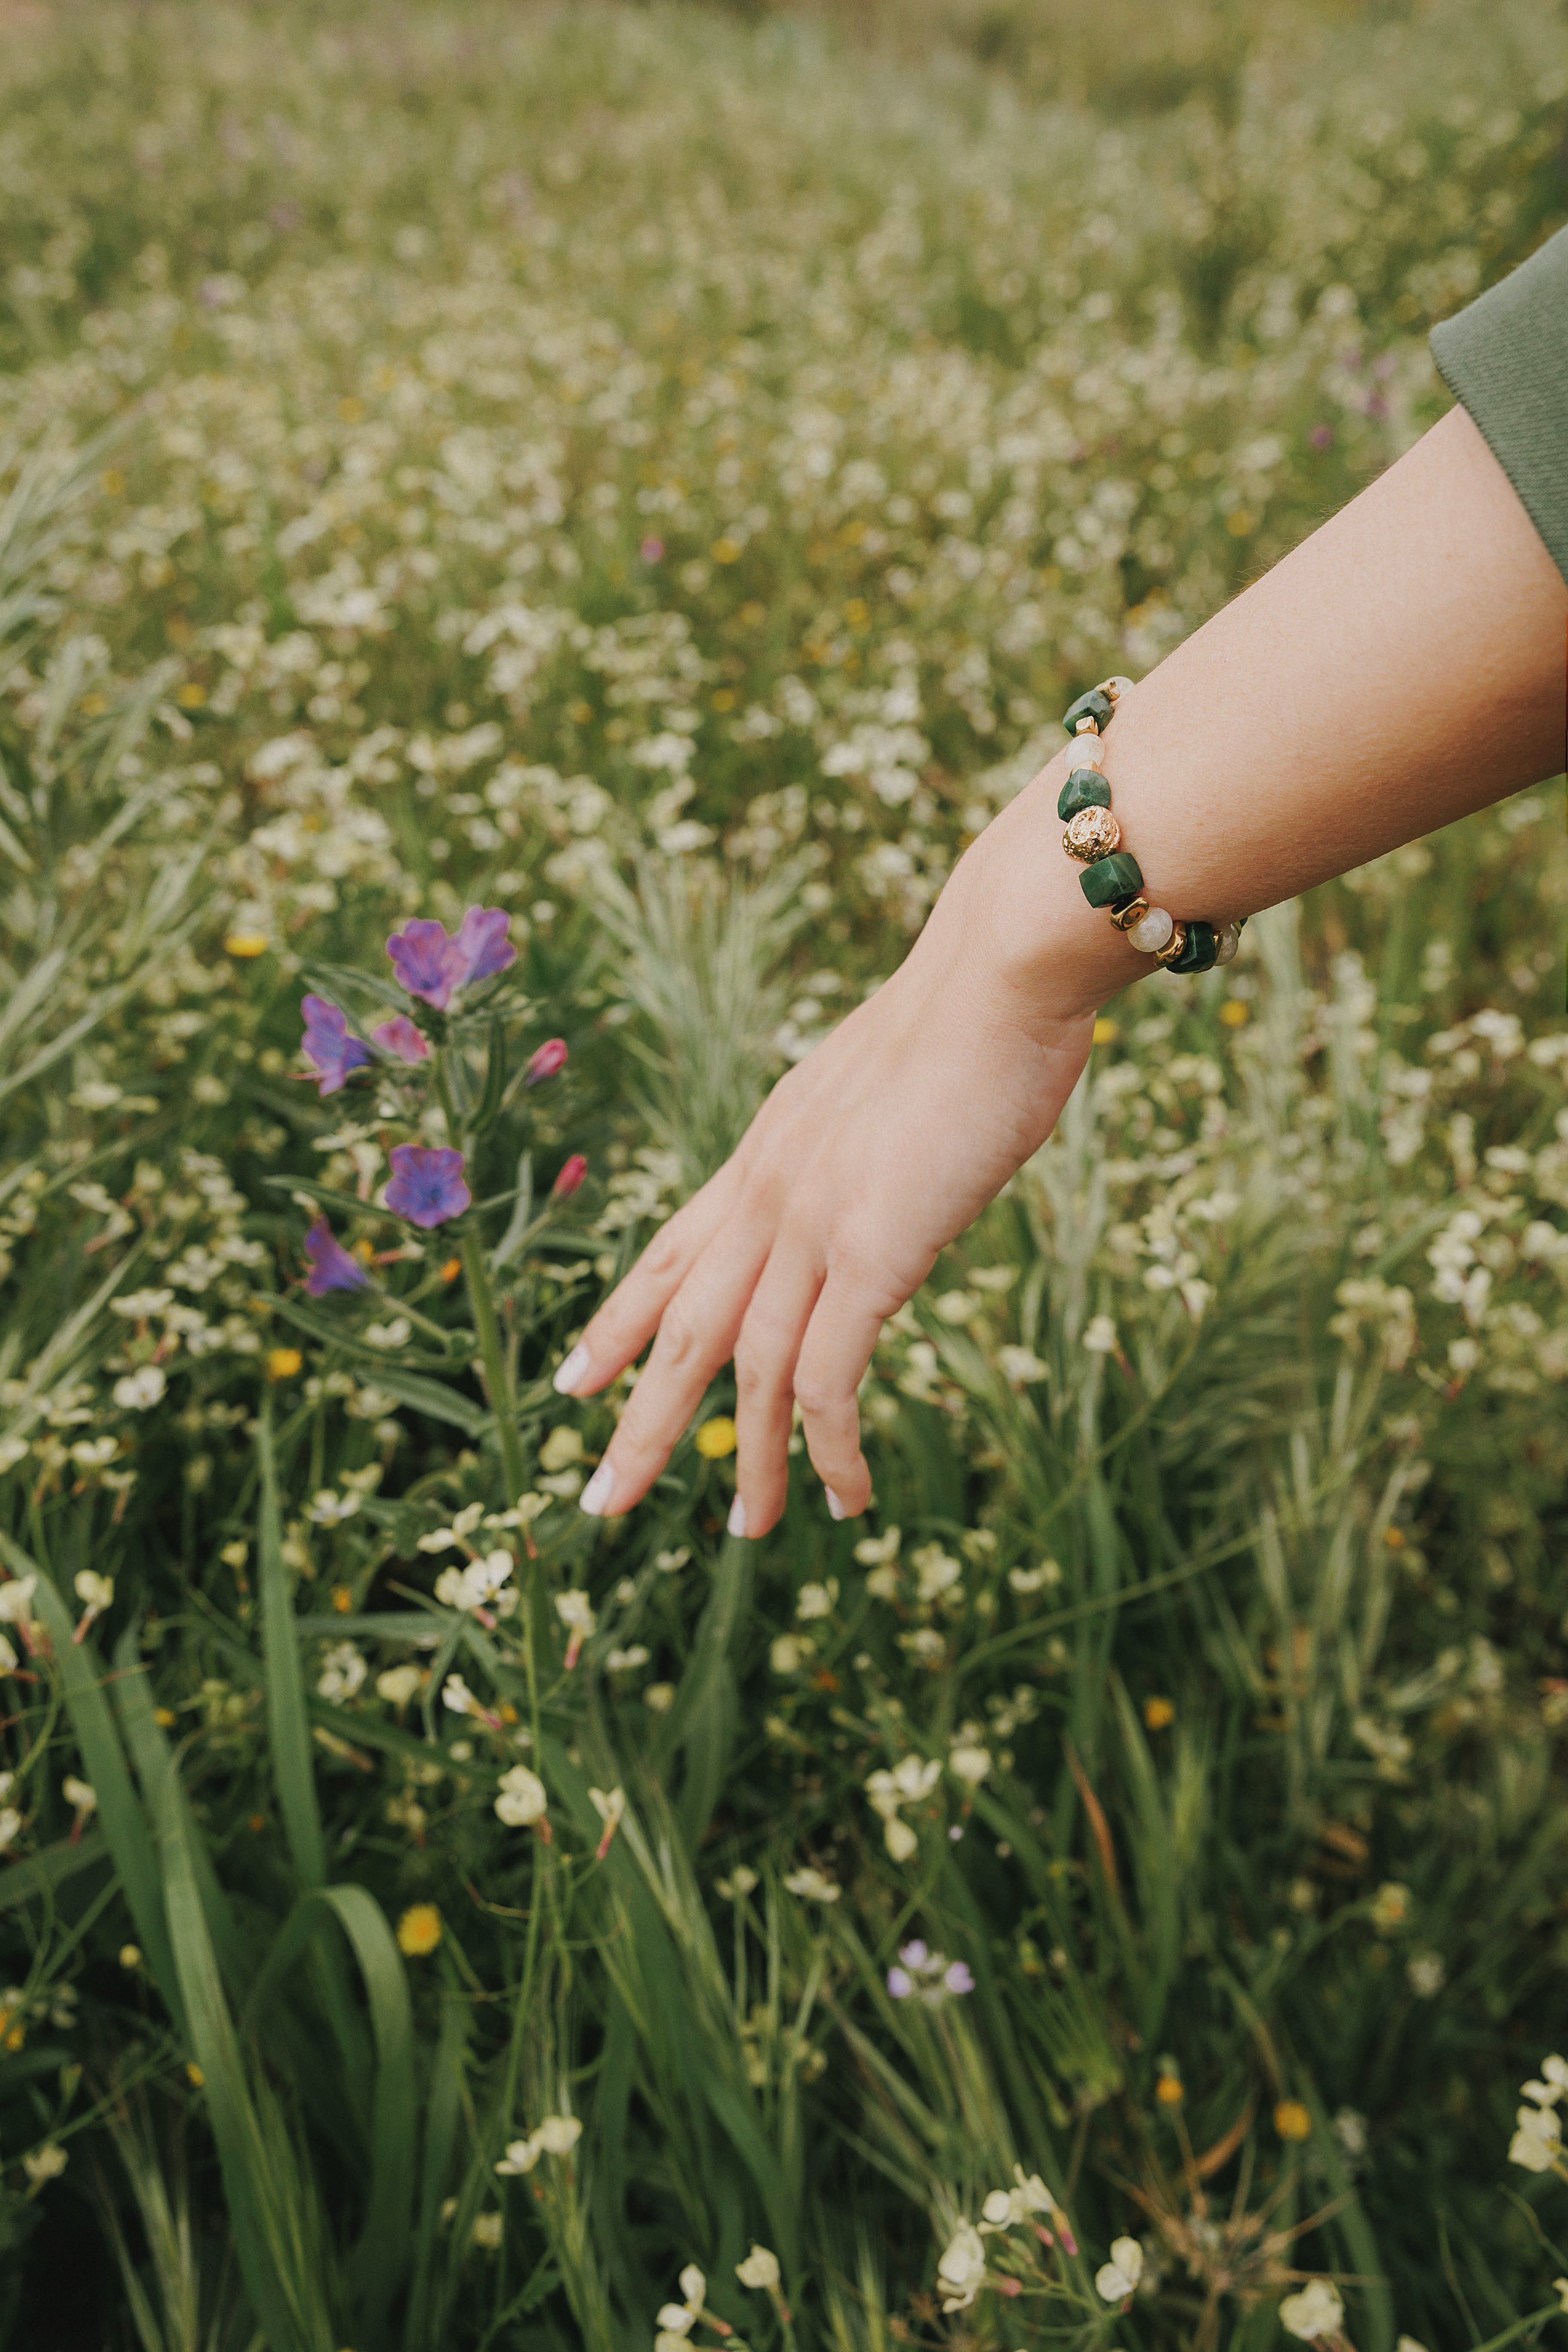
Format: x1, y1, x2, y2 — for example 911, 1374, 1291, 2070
792, 1369, 835, 1422
655, 1303, 701, 1367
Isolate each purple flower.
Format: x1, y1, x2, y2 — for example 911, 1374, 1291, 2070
1308, 424, 1334, 451
303, 1216, 369, 1297
640, 536, 664, 563
524, 1037, 568, 1086
943, 1961, 975, 1996
385, 906, 515, 1011
385, 1144, 471, 1229
898, 1941, 928, 1969
887, 1968, 913, 2000
300, 995, 372, 1095
373, 1014, 431, 1064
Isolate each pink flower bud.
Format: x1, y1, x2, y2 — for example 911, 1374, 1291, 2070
525, 1038, 568, 1086
551, 1153, 587, 1199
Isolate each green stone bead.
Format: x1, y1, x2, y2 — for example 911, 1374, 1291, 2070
1164, 919, 1218, 974
1062, 688, 1115, 738
1057, 767, 1113, 820
1080, 851, 1143, 908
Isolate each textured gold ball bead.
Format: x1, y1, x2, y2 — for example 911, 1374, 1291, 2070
1063, 805, 1121, 863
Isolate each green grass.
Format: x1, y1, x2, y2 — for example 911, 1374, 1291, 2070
0, 3, 1566, 2347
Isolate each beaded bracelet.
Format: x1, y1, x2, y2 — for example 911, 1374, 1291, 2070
1058, 678, 1244, 975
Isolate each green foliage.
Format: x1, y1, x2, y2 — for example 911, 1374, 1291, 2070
0, 4, 1565, 2350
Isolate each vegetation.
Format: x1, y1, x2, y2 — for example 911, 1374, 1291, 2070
0, 3, 1565, 2346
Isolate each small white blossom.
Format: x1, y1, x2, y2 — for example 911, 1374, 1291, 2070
1279, 2279, 1344, 2341
494, 1764, 548, 1828
62, 1776, 96, 1817
1081, 1314, 1119, 1355
113, 1367, 166, 1411
735, 2244, 780, 2291
316, 1644, 367, 1702
795, 1579, 837, 1620
1096, 2236, 1145, 2301
783, 1866, 839, 1902
936, 2220, 987, 2312
22, 2144, 67, 2187
376, 1664, 423, 1706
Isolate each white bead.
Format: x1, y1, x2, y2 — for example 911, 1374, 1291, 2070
1070, 729, 1106, 766
1127, 906, 1175, 955
1214, 921, 1241, 967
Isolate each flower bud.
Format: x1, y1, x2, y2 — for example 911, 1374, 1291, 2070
525, 1038, 568, 1085
551, 1153, 588, 1198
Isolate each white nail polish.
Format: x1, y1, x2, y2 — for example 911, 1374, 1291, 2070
579, 1461, 616, 1517
825, 1488, 846, 1522
553, 1344, 590, 1396
727, 1494, 748, 1540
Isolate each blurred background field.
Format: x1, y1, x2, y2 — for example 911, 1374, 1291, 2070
0, 3, 1566, 2348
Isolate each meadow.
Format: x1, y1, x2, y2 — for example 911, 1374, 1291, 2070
0, 2, 1567, 2346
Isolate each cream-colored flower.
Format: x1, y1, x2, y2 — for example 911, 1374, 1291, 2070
1369, 1881, 1409, 1933
494, 1764, 548, 1827
74, 1570, 115, 1614
62, 1776, 96, 1817
783, 1866, 839, 1902
936, 2220, 987, 2312
1509, 2100, 1563, 2172
948, 1742, 992, 1787
376, 1664, 423, 1706
1096, 2236, 1144, 2300
883, 1817, 917, 1862
1279, 2278, 1344, 2340
735, 2244, 780, 2290
495, 2136, 542, 2175
22, 2144, 67, 2186
796, 1579, 837, 1620
535, 2114, 582, 2156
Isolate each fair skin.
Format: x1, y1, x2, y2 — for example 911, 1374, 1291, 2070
557, 405, 1567, 1533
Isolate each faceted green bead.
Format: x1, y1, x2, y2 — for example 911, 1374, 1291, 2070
1164, 919, 1218, 974
1080, 851, 1143, 907
1057, 767, 1113, 821
1062, 688, 1115, 738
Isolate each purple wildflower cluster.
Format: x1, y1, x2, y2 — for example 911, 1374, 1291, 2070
293, 908, 579, 1282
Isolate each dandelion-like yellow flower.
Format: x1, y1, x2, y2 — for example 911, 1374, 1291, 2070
1274, 2098, 1312, 2141
1220, 999, 1249, 1026
186, 2062, 205, 2087
396, 1903, 444, 1957
1143, 1697, 1175, 1730
1092, 1017, 1119, 1044
1156, 2073, 1184, 2105
266, 1348, 303, 1382
176, 682, 207, 709
695, 1417, 738, 1459
224, 933, 269, 958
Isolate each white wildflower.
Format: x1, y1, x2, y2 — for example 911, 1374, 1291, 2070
494, 1764, 548, 1828
1096, 2236, 1144, 2301
1082, 1315, 1119, 1355
1279, 2279, 1345, 2340
113, 1367, 166, 1411
783, 1866, 840, 1902
735, 2243, 780, 2291
936, 2220, 987, 2312
375, 1664, 423, 1706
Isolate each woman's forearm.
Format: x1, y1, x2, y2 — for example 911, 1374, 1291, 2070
940, 404, 1568, 1023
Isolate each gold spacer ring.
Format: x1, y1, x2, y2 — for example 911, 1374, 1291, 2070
1108, 896, 1149, 933
1153, 920, 1188, 967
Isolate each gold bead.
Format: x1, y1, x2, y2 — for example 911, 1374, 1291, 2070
1108, 895, 1149, 932
1153, 920, 1188, 967
1074, 716, 1099, 735
1062, 806, 1121, 863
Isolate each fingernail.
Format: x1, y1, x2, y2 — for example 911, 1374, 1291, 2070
553, 1344, 590, 1396
825, 1488, 846, 1522
726, 1494, 749, 1540
579, 1461, 616, 1518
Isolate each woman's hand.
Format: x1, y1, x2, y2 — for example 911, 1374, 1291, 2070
555, 785, 1118, 1534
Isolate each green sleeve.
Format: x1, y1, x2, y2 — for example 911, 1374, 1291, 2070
1429, 225, 1568, 589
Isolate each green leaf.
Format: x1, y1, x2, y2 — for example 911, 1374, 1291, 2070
489, 1148, 536, 1273
257, 1409, 327, 1890
267, 1290, 474, 1374
363, 1367, 492, 1435
8, 1537, 181, 2024
0, 1829, 109, 1915
247, 1884, 418, 2338
300, 958, 410, 1016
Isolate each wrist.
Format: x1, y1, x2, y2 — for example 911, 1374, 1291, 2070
931, 747, 1148, 1027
